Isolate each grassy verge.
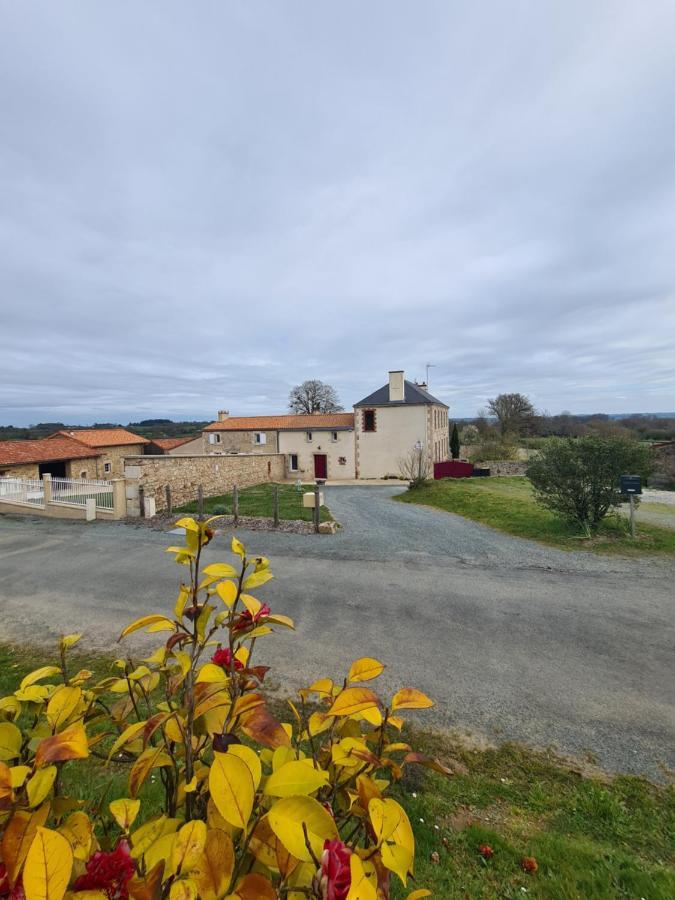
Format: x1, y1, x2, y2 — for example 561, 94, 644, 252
2, 643, 673, 898
395, 477, 675, 555
175, 482, 331, 523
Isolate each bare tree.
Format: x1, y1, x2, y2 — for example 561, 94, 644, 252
486, 393, 535, 437
398, 446, 429, 487
288, 380, 343, 414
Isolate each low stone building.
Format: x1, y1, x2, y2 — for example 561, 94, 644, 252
46, 428, 149, 477
146, 436, 203, 455
0, 436, 101, 480
203, 413, 355, 480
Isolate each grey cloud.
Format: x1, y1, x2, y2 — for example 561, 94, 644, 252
1, 0, 674, 425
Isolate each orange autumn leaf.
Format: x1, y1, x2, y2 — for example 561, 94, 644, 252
35, 724, 89, 768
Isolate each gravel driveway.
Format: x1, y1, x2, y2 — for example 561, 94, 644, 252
1, 485, 673, 777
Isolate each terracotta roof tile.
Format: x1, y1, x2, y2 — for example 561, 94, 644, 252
0, 437, 100, 467
49, 428, 150, 447
150, 437, 197, 450
204, 413, 355, 431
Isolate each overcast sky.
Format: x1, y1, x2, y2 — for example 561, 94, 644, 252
1, 1, 674, 425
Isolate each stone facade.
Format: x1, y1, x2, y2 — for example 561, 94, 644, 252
204, 431, 279, 454
0, 462, 40, 479
94, 444, 143, 478
479, 460, 528, 476
278, 429, 355, 480
124, 453, 285, 515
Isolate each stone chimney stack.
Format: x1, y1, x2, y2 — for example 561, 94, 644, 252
388, 370, 405, 403
217, 410, 229, 422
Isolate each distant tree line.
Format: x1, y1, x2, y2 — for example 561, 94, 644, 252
0, 420, 210, 441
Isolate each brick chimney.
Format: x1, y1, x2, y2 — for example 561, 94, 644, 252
217, 410, 229, 422
388, 370, 404, 403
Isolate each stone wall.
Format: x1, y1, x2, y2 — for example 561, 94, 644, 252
124, 453, 285, 515
0, 463, 40, 479
480, 460, 529, 476
204, 431, 280, 454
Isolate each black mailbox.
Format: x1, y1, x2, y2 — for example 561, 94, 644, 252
619, 475, 642, 495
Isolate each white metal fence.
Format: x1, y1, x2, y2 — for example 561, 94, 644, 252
51, 477, 113, 510
0, 477, 44, 506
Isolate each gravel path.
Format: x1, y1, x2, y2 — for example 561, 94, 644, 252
1, 486, 673, 778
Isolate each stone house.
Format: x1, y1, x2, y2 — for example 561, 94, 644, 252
0, 436, 101, 480
203, 413, 356, 480
46, 428, 149, 477
353, 371, 449, 479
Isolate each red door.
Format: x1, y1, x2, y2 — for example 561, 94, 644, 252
313, 454, 327, 479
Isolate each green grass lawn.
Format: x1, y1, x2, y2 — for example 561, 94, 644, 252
1, 642, 673, 898
395, 477, 675, 555
175, 481, 331, 523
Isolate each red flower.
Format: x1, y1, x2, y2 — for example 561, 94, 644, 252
521, 856, 538, 873
0, 865, 9, 897
233, 603, 270, 632
212, 647, 243, 670
73, 841, 135, 899
478, 844, 494, 859
319, 838, 352, 900
0, 867, 25, 900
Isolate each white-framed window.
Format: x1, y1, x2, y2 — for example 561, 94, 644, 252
306, 431, 313, 442
289, 453, 299, 471
331, 431, 338, 442
103, 462, 112, 474
208, 433, 221, 444
254, 432, 266, 445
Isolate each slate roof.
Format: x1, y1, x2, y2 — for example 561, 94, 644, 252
0, 437, 100, 468
204, 413, 355, 432
49, 428, 150, 447
354, 380, 448, 408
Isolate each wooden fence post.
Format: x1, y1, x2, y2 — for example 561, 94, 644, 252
314, 484, 320, 533
197, 484, 204, 519
273, 484, 279, 528
233, 484, 239, 526
165, 484, 172, 515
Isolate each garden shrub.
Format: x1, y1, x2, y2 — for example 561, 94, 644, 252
0, 518, 443, 899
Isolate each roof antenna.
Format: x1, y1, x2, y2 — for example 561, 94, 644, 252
425, 363, 436, 386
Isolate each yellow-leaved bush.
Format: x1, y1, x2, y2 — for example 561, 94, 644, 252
0, 517, 449, 899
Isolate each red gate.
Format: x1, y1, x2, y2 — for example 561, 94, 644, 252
433, 460, 473, 479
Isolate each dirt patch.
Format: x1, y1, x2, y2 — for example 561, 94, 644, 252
125, 512, 337, 535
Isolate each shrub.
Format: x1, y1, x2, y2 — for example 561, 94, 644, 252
398, 447, 430, 488
449, 424, 460, 461
469, 440, 518, 463
0, 520, 444, 899
526, 436, 653, 535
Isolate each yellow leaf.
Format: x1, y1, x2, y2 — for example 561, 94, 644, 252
169, 880, 197, 900
174, 585, 190, 618
59, 811, 92, 861
174, 516, 199, 531
216, 581, 237, 608
144, 832, 177, 877
14, 685, 51, 703
172, 821, 207, 875
24, 827, 73, 900
267, 796, 338, 863
59, 634, 82, 651
196, 664, 229, 684
0, 722, 22, 761
35, 724, 88, 768
110, 798, 141, 831
26, 767, 57, 808
228, 745, 262, 790
391, 689, 434, 711
328, 687, 381, 718
20, 667, 61, 692
0, 804, 50, 885
231, 536, 245, 557
369, 798, 401, 844
0, 696, 22, 720
242, 571, 273, 590
46, 687, 82, 732
307, 678, 333, 696
203, 562, 239, 578
346, 854, 377, 899
348, 657, 385, 683
108, 721, 147, 760
265, 614, 295, 629
231, 873, 276, 899
130, 816, 180, 860
193, 828, 234, 900
146, 620, 177, 634
129, 747, 173, 798
119, 615, 176, 640
239, 594, 261, 616
381, 841, 413, 886
10, 764, 32, 788
307, 712, 333, 738
407, 891, 432, 899
209, 753, 254, 829
264, 760, 329, 798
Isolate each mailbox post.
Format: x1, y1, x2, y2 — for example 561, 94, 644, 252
619, 475, 642, 539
